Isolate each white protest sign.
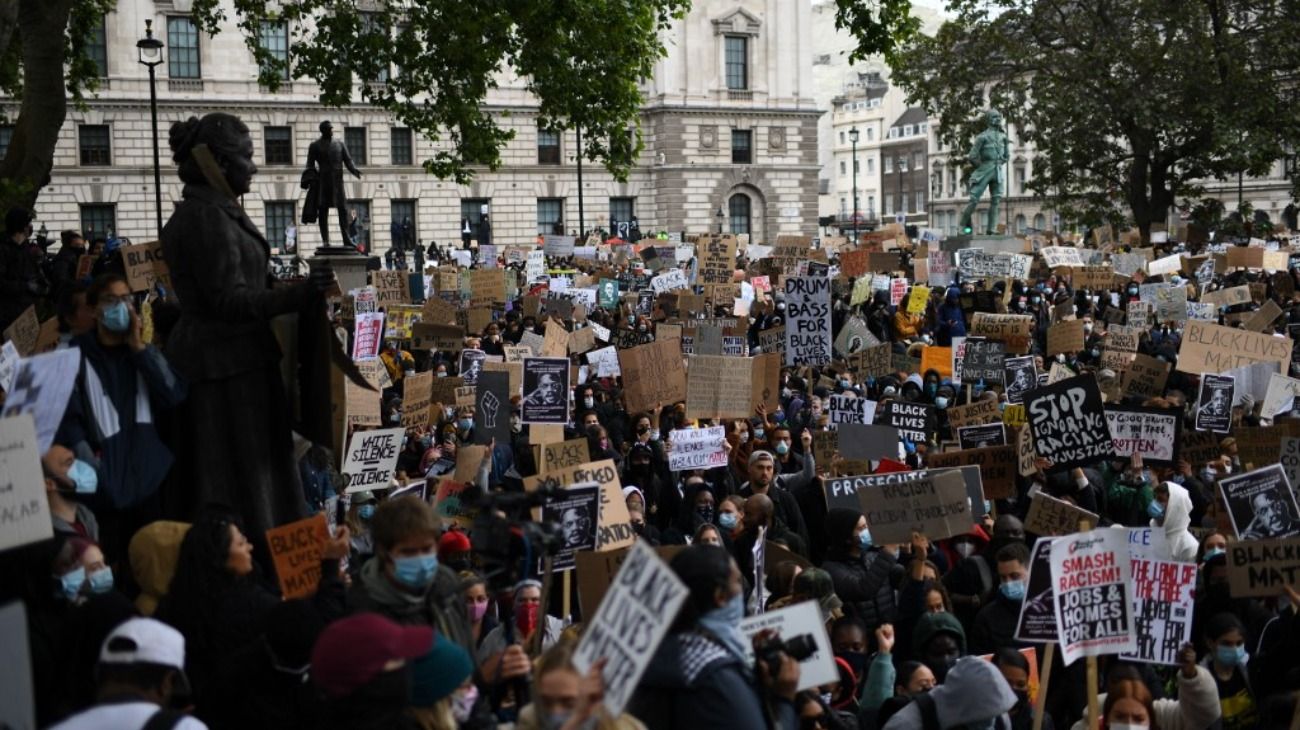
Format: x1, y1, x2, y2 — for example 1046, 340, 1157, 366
1261, 372, 1300, 419
543, 234, 575, 257
651, 269, 690, 293
0, 340, 18, 392
342, 427, 404, 492
784, 276, 832, 366
0, 414, 54, 551
589, 321, 612, 343
0, 347, 80, 453
828, 394, 877, 428
668, 426, 727, 472
1120, 557, 1197, 665
526, 250, 546, 283
1050, 529, 1137, 665
1147, 254, 1182, 277
352, 312, 385, 361
572, 540, 688, 717
738, 600, 838, 691
588, 346, 622, 378
1041, 246, 1084, 268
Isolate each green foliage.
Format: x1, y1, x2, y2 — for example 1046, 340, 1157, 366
831, 0, 922, 66
889, 0, 1300, 236
64, 0, 115, 109
190, 0, 689, 184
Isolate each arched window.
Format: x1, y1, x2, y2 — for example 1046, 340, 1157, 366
729, 194, 751, 235
1014, 214, 1026, 234
1033, 213, 1046, 230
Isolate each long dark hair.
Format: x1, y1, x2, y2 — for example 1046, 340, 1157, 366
669, 544, 733, 631
157, 506, 251, 648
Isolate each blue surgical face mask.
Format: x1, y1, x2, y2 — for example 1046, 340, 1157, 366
358, 504, 376, 521
858, 528, 874, 550
1000, 579, 1027, 601
1147, 500, 1165, 519
753, 428, 765, 440
775, 441, 790, 456
719, 512, 738, 530
68, 459, 98, 494
1202, 547, 1225, 563
935, 396, 950, 409
839, 379, 850, 388
457, 418, 474, 431
1215, 644, 1247, 667
925, 383, 938, 396
59, 567, 86, 600
87, 566, 114, 594
100, 300, 131, 333
392, 553, 439, 589
698, 591, 748, 660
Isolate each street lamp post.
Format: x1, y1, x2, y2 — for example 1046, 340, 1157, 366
575, 125, 585, 237
137, 20, 165, 237
849, 126, 859, 242
716, 205, 725, 234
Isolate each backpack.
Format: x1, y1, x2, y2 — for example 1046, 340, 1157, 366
142, 707, 186, 730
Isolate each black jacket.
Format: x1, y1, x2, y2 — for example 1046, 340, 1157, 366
969, 593, 1028, 656
823, 549, 900, 631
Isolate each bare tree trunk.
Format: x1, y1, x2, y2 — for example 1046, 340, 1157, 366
0, 0, 75, 212
0, 0, 19, 66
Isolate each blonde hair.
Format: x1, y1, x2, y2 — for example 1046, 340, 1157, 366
409, 700, 456, 730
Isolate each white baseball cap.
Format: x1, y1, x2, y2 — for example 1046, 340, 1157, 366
100, 618, 186, 672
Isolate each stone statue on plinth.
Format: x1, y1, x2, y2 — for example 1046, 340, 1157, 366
959, 109, 1009, 235
302, 120, 362, 250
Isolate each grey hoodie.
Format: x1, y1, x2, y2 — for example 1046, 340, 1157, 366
882, 656, 1016, 730
1157, 481, 1200, 563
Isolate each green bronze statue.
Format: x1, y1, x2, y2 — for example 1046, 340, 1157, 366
959, 109, 1010, 235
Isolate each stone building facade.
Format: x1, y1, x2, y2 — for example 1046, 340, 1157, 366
2, 0, 819, 255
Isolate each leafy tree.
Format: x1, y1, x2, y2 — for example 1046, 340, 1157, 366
888, 0, 1300, 240
831, 0, 922, 66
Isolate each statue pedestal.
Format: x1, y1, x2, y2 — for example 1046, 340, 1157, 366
310, 247, 379, 294
940, 234, 1026, 255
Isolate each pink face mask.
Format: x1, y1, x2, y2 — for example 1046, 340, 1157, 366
468, 600, 489, 622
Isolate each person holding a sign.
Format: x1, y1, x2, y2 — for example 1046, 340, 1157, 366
821, 508, 900, 633
630, 545, 801, 730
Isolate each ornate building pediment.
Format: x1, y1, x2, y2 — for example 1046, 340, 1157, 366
712, 7, 761, 36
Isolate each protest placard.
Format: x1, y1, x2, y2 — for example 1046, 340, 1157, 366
120, 240, 171, 292
961, 339, 1006, 384
473, 370, 510, 445
266, 513, 329, 600
352, 312, 384, 361
0, 414, 54, 551
1121, 353, 1171, 400
342, 427, 403, 493
835, 424, 900, 461
1226, 537, 1300, 598
876, 400, 935, 443
1047, 319, 1086, 357
1261, 372, 1300, 419
925, 444, 1016, 499
542, 234, 575, 258
1002, 356, 1038, 405
371, 270, 410, 305
2, 306, 38, 356
919, 346, 953, 379
684, 354, 754, 419
1120, 557, 1197, 665
1050, 529, 1136, 665
524, 459, 635, 550
738, 601, 838, 692
972, 313, 1035, 354
856, 470, 970, 544
521, 358, 570, 424
1235, 424, 1296, 469
1074, 266, 1117, 290
668, 426, 728, 472
618, 339, 686, 414
1027, 374, 1113, 471
947, 399, 1001, 430
785, 276, 832, 366
587, 346, 621, 379
1104, 406, 1181, 465
828, 395, 878, 428
568, 326, 597, 355
400, 371, 432, 430
1217, 464, 1300, 539
1041, 246, 1085, 268
1177, 320, 1292, 374
458, 348, 486, 385
957, 423, 1007, 450
956, 250, 1032, 280
542, 483, 601, 571
698, 236, 737, 284
1025, 492, 1102, 536
834, 316, 876, 357
1190, 374, 1232, 431
1106, 325, 1141, 353
650, 268, 689, 293
540, 439, 591, 474
1, 346, 79, 454
572, 541, 688, 716
1015, 538, 1057, 643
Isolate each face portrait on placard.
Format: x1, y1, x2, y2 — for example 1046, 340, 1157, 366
561, 505, 592, 547
1241, 489, 1300, 540
530, 374, 562, 405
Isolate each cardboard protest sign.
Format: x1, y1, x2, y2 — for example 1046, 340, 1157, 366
1025, 492, 1101, 536
1015, 538, 1057, 643
1235, 424, 1296, 469
1284, 438, 1300, 494
1261, 372, 1300, 419
856, 470, 971, 543
919, 346, 952, 379
618, 339, 687, 414
1121, 353, 1171, 400
851, 342, 893, 379
875, 400, 935, 443
972, 313, 1034, 354
0, 414, 54, 551
542, 483, 601, 571
266, 513, 329, 600
925, 444, 1016, 499
828, 395, 877, 428
784, 276, 832, 366
961, 339, 1005, 384
587, 346, 621, 378
1041, 246, 1084, 269
1074, 266, 1117, 290
1217, 464, 1300, 539
1002, 356, 1038, 405
957, 423, 1006, 450
667, 426, 727, 472
834, 316, 876, 357
956, 250, 1032, 280
2, 306, 39, 356
1226, 537, 1300, 598
1121, 557, 1197, 665
738, 601, 838, 692
1046, 319, 1086, 357
472, 371, 510, 445
1106, 325, 1140, 353
1104, 406, 1181, 466
342, 427, 403, 493
1190, 368, 1232, 431
1026, 375, 1113, 471
946, 398, 1001, 430
521, 357, 570, 424
539, 439, 590, 474
352, 312, 385, 361
572, 541, 688, 716
835, 424, 900, 461
400, 371, 433, 430
523, 460, 635, 550
1050, 529, 1137, 665
120, 240, 171, 292
371, 270, 410, 305
1177, 320, 1292, 374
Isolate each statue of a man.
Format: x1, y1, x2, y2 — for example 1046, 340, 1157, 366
959, 109, 1010, 235
302, 120, 362, 248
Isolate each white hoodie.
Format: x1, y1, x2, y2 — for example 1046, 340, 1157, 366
1156, 480, 1200, 563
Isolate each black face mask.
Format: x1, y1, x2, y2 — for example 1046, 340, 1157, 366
1012, 690, 1030, 714
837, 650, 868, 682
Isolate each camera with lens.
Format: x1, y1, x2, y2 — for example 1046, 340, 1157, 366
755, 633, 817, 676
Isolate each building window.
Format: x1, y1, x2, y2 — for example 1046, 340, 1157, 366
609, 197, 635, 225
867, 195, 875, 215
884, 194, 894, 214
264, 126, 292, 165
913, 152, 923, 170
725, 36, 748, 90
916, 191, 925, 211
867, 158, 875, 173
391, 199, 417, 248
460, 198, 490, 240
359, 13, 389, 83
390, 127, 413, 166
1015, 166, 1027, 195
265, 201, 296, 251
344, 126, 367, 165
347, 200, 371, 251
731, 129, 752, 164
839, 161, 846, 176
78, 124, 111, 166
728, 194, 751, 235
1034, 213, 1047, 230
904, 124, 914, 137
884, 156, 893, 174
1014, 214, 1026, 234
838, 131, 845, 145
0, 125, 12, 159
87, 16, 108, 77
866, 127, 875, 141
80, 204, 116, 241
537, 198, 564, 236
537, 129, 561, 165
900, 193, 909, 213
839, 197, 847, 216
167, 17, 201, 79
258, 20, 290, 80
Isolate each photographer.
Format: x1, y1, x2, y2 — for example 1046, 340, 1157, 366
629, 544, 800, 730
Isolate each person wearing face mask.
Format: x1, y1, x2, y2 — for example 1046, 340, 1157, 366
460, 572, 499, 650
879, 656, 1016, 730
939, 526, 993, 629
1200, 613, 1259, 730
739, 443, 815, 553
347, 496, 475, 656
936, 288, 967, 346
822, 508, 901, 632
477, 580, 565, 672
517, 643, 646, 730
408, 633, 485, 730
311, 612, 433, 730
910, 611, 967, 687
969, 543, 1031, 656
42, 442, 101, 542
58, 273, 186, 564
630, 544, 801, 730
622, 443, 675, 531
1063, 652, 1219, 730
992, 648, 1049, 730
